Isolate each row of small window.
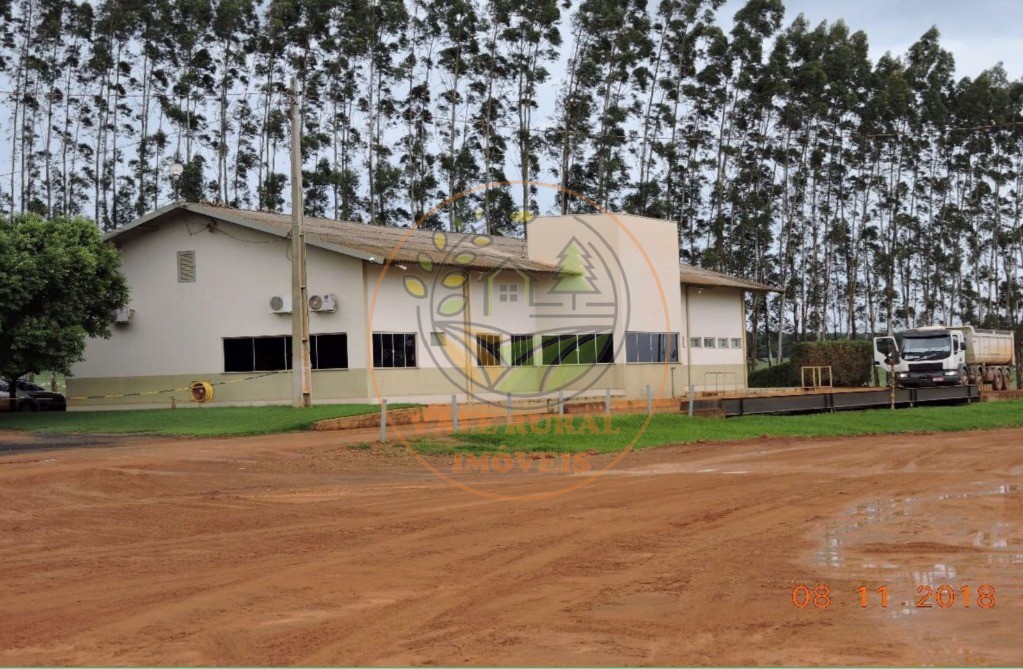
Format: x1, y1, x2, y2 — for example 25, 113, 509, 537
692, 337, 743, 350
480, 331, 682, 366
223, 331, 745, 373
477, 333, 615, 367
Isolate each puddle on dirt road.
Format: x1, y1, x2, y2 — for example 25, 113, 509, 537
810, 482, 1023, 662
816, 484, 1021, 569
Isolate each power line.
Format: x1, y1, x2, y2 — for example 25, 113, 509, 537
0, 128, 185, 182
867, 119, 1023, 138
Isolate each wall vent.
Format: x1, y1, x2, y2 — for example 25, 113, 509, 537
177, 250, 196, 283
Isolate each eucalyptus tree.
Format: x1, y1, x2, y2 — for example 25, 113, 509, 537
362, 0, 408, 226
209, 0, 259, 206
397, 0, 440, 228
551, 0, 653, 213
86, 0, 141, 229
901, 28, 955, 326
431, 0, 481, 230
630, 0, 718, 219
497, 0, 560, 219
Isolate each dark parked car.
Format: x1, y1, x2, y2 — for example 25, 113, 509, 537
0, 379, 67, 412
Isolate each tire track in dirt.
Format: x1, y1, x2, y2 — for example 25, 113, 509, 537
1, 428, 1022, 665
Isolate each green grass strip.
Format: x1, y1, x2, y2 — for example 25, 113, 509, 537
411, 400, 1023, 454
0, 403, 415, 437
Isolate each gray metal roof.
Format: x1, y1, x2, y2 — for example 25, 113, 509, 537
105, 202, 779, 290
105, 202, 561, 273
679, 264, 781, 293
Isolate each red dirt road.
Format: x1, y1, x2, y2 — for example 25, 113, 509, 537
0, 427, 1021, 666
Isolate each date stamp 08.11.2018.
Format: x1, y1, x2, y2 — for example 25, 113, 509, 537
791, 584, 996, 610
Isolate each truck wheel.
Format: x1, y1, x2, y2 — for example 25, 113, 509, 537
18, 399, 37, 412
994, 373, 1005, 392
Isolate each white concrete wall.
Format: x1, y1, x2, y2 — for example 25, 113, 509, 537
684, 286, 747, 389
73, 209, 751, 403
526, 214, 683, 354
73, 213, 365, 378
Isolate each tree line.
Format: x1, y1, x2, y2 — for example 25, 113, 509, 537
3, 0, 1023, 362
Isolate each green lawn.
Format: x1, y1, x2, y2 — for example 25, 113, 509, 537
412, 400, 1023, 454
0, 404, 412, 437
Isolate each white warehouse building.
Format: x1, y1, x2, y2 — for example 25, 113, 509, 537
68, 202, 779, 408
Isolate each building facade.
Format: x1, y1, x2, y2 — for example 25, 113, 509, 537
68, 203, 778, 408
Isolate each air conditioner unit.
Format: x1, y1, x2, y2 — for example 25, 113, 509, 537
269, 295, 293, 314
309, 293, 338, 313
114, 307, 135, 324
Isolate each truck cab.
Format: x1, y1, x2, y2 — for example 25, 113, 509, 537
875, 325, 1016, 390
873, 327, 966, 387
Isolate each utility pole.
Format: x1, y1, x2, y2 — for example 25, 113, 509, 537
290, 77, 312, 407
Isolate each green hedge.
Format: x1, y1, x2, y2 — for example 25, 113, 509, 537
791, 340, 873, 387
748, 361, 800, 388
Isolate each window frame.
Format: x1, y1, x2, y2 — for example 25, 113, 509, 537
539, 333, 614, 366
626, 331, 680, 364
372, 332, 418, 369
475, 333, 503, 366
510, 334, 535, 367
311, 333, 349, 370
223, 333, 350, 373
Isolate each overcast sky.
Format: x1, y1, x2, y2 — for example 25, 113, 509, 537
718, 0, 1023, 79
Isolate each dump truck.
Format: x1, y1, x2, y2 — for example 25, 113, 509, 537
873, 325, 1016, 390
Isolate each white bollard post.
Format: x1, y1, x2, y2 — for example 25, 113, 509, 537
452, 394, 460, 432
380, 398, 387, 442
558, 390, 564, 415
646, 384, 653, 415
506, 392, 512, 426
605, 388, 611, 416
688, 385, 695, 417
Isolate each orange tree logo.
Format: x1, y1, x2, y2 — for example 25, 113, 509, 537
367, 181, 673, 500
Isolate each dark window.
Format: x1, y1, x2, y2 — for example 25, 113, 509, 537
313, 333, 349, 369
224, 334, 348, 372
511, 335, 535, 366
539, 334, 614, 365
690, 337, 702, 348
626, 332, 680, 363
576, 334, 596, 365
224, 338, 255, 372
372, 333, 417, 368
254, 336, 289, 371
595, 333, 614, 364
559, 335, 580, 365
541, 335, 560, 366
476, 334, 502, 366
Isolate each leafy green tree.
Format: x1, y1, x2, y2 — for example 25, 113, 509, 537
0, 215, 129, 398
